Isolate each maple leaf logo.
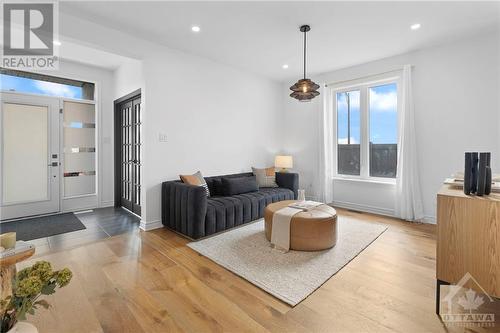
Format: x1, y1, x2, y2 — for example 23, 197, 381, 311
457, 289, 484, 313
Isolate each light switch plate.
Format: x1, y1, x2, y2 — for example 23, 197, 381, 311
158, 133, 168, 142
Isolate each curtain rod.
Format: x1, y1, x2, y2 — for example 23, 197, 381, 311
324, 65, 414, 88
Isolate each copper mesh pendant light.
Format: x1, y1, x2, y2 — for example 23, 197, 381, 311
290, 25, 320, 102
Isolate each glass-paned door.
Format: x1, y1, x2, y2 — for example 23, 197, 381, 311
118, 96, 141, 215
0, 92, 60, 220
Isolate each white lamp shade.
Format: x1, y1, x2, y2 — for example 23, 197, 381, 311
275, 155, 293, 169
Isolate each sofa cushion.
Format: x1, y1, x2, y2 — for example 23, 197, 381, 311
211, 179, 224, 196
180, 171, 210, 197
252, 167, 278, 187
205, 187, 294, 234
221, 176, 259, 196
204, 172, 254, 196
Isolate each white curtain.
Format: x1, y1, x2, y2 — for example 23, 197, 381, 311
318, 86, 334, 204
395, 65, 424, 221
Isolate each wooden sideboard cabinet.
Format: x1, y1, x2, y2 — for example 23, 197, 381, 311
436, 185, 500, 314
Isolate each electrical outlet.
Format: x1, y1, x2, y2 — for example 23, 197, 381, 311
158, 133, 167, 142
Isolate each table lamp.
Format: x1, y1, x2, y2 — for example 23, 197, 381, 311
275, 155, 293, 172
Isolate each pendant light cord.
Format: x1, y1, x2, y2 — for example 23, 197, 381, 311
303, 29, 306, 79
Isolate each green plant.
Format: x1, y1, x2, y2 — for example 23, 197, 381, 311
0, 261, 72, 333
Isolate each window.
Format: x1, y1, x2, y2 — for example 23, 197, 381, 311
337, 90, 360, 175
369, 83, 398, 177
0, 69, 94, 100
333, 74, 399, 180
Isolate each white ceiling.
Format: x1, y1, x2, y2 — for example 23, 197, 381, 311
2, 20, 132, 71
60, 1, 500, 81
59, 39, 133, 70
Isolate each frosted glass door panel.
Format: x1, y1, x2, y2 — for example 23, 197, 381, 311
64, 153, 95, 173
63, 101, 96, 197
64, 175, 96, 197
2, 103, 48, 204
63, 101, 95, 123
63, 128, 95, 147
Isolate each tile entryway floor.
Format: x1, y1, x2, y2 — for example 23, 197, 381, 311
30, 207, 140, 256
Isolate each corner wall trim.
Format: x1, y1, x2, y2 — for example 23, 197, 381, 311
140, 219, 163, 231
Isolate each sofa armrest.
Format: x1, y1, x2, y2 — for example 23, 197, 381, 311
276, 172, 299, 199
162, 181, 208, 239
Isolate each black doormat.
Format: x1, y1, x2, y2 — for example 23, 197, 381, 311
0, 213, 86, 241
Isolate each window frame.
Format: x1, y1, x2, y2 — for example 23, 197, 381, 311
0, 69, 95, 101
330, 72, 401, 184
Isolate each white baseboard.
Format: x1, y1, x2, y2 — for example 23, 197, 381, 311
422, 215, 437, 224
140, 219, 163, 231
332, 200, 395, 217
62, 205, 97, 213
100, 200, 115, 208
332, 200, 437, 225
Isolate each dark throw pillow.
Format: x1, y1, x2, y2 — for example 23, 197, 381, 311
221, 176, 259, 196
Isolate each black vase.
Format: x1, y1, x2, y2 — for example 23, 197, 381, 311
471, 152, 479, 193
485, 166, 492, 195
477, 153, 488, 196
464, 153, 473, 195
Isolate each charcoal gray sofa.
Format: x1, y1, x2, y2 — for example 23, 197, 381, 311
161, 172, 299, 239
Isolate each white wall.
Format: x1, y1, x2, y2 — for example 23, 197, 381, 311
141, 48, 282, 227
282, 31, 500, 222
59, 11, 499, 225
113, 59, 143, 100
58, 12, 284, 229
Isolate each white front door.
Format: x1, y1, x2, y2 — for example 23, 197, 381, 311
0, 92, 61, 220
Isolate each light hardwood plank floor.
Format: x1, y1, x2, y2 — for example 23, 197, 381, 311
18, 209, 499, 332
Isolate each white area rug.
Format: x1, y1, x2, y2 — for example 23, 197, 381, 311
187, 217, 387, 306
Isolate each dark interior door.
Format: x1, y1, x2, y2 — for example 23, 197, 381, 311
115, 94, 141, 216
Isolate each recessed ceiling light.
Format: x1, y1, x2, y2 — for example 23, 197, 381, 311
410, 23, 421, 31
282, 64, 289, 69
53, 40, 61, 46
191, 26, 201, 32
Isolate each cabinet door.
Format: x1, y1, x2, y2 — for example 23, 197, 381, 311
437, 194, 500, 297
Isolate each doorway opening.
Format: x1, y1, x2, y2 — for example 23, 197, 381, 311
1, 70, 96, 221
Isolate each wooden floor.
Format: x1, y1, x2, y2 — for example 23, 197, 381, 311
20, 209, 499, 333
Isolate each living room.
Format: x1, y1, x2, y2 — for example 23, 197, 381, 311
0, 1, 499, 332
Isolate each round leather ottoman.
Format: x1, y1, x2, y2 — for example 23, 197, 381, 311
264, 200, 337, 251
